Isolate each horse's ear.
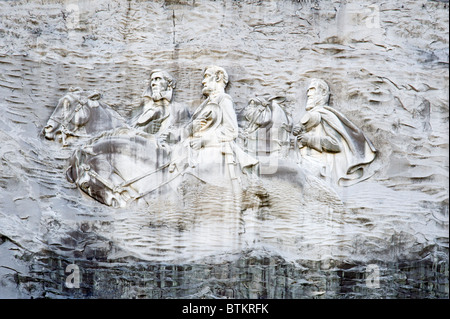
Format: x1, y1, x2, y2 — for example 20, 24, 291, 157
69, 87, 83, 93
252, 95, 271, 106
66, 165, 76, 183
268, 96, 286, 104
88, 92, 101, 100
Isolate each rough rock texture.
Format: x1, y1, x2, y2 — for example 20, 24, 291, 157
0, 0, 448, 298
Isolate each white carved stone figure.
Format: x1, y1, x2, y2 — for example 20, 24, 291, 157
62, 73, 378, 209
66, 132, 171, 208
66, 66, 261, 207
65, 70, 191, 208
240, 95, 292, 159
44, 87, 125, 146
132, 69, 190, 144
293, 78, 377, 186
171, 65, 258, 186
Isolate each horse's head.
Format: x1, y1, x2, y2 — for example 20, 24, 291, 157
44, 88, 99, 142
66, 143, 138, 209
244, 96, 289, 133
267, 96, 290, 125
241, 95, 292, 157
44, 88, 81, 140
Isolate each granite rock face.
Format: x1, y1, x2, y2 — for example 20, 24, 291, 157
0, 0, 448, 298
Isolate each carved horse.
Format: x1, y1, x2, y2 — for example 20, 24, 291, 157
65, 128, 179, 208
240, 95, 292, 158
44, 88, 126, 146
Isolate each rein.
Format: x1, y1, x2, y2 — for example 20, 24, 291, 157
131, 170, 182, 201
82, 160, 174, 197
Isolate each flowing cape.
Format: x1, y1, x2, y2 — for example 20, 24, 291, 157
314, 106, 377, 185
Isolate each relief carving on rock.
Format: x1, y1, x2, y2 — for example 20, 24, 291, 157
44, 87, 126, 146
45, 68, 377, 208
239, 95, 293, 175
241, 96, 292, 156
171, 65, 259, 187
131, 69, 190, 144
293, 78, 377, 186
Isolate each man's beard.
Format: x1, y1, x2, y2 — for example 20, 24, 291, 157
152, 86, 162, 97
152, 87, 172, 102
202, 86, 212, 96
306, 95, 326, 110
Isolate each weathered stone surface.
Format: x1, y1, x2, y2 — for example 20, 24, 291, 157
0, 0, 448, 299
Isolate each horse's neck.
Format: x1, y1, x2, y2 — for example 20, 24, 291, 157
71, 103, 91, 127
271, 103, 289, 125
99, 102, 126, 124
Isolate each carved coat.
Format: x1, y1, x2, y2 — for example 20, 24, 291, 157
184, 92, 258, 186
133, 98, 190, 143
299, 105, 377, 185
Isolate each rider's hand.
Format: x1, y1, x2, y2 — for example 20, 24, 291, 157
239, 131, 249, 140
297, 132, 311, 148
292, 125, 304, 136
158, 132, 169, 144
190, 137, 203, 150
193, 118, 207, 132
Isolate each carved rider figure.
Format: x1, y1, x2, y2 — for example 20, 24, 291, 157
293, 78, 377, 186
171, 65, 258, 186
133, 69, 189, 143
